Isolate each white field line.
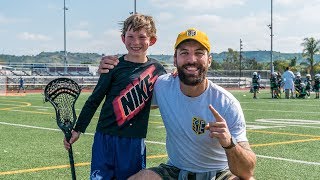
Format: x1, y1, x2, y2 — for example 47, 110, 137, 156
256, 155, 320, 165
2, 101, 319, 116
0, 121, 163, 145
2, 102, 318, 115
0, 121, 318, 165
0, 103, 162, 117
247, 118, 320, 129
247, 121, 320, 129
241, 101, 319, 107
243, 108, 320, 114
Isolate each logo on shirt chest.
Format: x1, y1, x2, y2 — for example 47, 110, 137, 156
113, 65, 158, 126
192, 117, 206, 134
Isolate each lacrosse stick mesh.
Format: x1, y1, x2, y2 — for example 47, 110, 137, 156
44, 78, 81, 136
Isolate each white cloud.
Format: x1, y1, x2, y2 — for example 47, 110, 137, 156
157, 12, 174, 23
66, 29, 125, 54
67, 30, 92, 39
274, 0, 320, 7
17, 32, 51, 41
77, 21, 90, 29
0, 14, 29, 24
150, 0, 246, 10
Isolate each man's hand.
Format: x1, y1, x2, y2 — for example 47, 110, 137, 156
206, 105, 257, 179
98, 55, 119, 74
205, 104, 232, 148
63, 130, 81, 150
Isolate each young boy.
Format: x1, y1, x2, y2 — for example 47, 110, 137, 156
270, 72, 280, 98
63, 14, 166, 179
314, 74, 320, 99
252, 72, 260, 99
305, 74, 312, 97
294, 72, 302, 97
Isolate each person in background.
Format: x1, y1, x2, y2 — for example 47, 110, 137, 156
17, 77, 26, 93
314, 74, 320, 99
294, 72, 302, 98
252, 72, 260, 99
270, 72, 280, 98
282, 66, 295, 99
304, 74, 312, 97
257, 71, 261, 93
63, 13, 166, 180
277, 72, 283, 93
99, 28, 256, 180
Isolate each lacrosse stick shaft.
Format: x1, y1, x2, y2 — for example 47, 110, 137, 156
65, 132, 76, 180
68, 145, 76, 180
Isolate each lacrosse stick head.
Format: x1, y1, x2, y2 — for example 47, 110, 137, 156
44, 78, 81, 139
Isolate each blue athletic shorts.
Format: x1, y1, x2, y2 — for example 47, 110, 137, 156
90, 132, 146, 180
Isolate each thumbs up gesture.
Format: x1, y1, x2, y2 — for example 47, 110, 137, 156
205, 104, 232, 148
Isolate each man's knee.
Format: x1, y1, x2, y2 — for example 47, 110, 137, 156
128, 169, 161, 180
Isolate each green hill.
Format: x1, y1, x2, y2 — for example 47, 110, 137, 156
0, 51, 319, 65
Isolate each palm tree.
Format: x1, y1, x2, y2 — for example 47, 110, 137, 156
301, 37, 320, 77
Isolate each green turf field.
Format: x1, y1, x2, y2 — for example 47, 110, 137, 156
0, 89, 320, 180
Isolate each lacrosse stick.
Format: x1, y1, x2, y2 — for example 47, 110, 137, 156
44, 78, 81, 180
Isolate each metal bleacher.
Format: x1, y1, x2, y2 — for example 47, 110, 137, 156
0, 63, 99, 90
0, 62, 271, 91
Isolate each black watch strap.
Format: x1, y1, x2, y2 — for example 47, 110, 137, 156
222, 137, 237, 149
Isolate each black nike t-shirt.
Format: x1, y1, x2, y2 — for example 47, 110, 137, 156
74, 55, 166, 138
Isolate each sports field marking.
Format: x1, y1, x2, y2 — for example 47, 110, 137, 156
0, 121, 165, 145
255, 118, 320, 125
0, 154, 170, 176
0, 103, 163, 118
243, 108, 320, 114
1, 121, 320, 176
2, 120, 320, 175
247, 118, 320, 129
251, 138, 320, 147
0, 150, 319, 176
248, 129, 320, 138
246, 124, 285, 129
0, 162, 90, 175
0, 101, 31, 111
241, 101, 319, 107
0, 121, 61, 132
256, 155, 320, 165
2, 121, 320, 147
247, 121, 320, 129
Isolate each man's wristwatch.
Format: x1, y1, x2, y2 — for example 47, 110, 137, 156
222, 137, 237, 149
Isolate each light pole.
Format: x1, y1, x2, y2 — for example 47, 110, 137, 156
268, 0, 274, 74
240, 39, 243, 78
63, 0, 68, 75
134, 0, 137, 14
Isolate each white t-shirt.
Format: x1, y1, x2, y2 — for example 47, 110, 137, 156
153, 74, 248, 173
282, 70, 295, 90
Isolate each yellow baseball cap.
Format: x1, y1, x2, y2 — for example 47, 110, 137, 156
174, 28, 211, 52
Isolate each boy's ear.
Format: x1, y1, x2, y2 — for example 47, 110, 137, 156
121, 35, 125, 43
149, 37, 157, 46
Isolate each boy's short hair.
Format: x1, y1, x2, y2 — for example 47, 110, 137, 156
121, 13, 157, 38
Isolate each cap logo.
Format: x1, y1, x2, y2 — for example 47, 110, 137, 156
186, 29, 197, 37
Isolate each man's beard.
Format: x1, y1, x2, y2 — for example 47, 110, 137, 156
177, 63, 208, 86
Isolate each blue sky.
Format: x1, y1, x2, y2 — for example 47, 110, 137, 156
1, 0, 320, 56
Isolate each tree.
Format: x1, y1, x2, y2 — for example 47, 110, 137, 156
289, 57, 297, 67
210, 59, 221, 70
273, 60, 289, 73
221, 48, 239, 70
242, 57, 263, 70
301, 37, 320, 77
